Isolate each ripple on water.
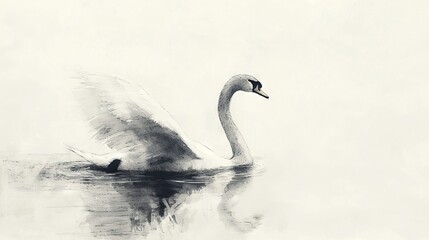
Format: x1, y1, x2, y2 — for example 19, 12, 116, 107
37, 160, 266, 185
3, 156, 265, 237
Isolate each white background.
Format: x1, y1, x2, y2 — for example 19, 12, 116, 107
1, 0, 429, 239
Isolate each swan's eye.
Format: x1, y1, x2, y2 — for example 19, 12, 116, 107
248, 80, 261, 90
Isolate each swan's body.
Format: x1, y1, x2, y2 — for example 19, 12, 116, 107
69, 74, 268, 172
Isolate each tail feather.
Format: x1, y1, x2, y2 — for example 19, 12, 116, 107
65, 145, 121, 168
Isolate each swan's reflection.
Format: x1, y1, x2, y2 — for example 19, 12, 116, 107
218, 166, 263, 232
108, 176, 208, 235
39, 162, 263, 238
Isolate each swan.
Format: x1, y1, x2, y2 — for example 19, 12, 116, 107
67, 74, 269, 172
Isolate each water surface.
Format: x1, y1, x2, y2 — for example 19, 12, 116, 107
0, 154, 265, 239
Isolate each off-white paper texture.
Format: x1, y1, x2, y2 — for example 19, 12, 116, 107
1, 0, 429, 239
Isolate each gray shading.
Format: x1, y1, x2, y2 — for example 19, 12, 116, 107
35, 157, 265, 239
76, 74, 199, 164
69, 74, 269, 171
218, 166, 264, 232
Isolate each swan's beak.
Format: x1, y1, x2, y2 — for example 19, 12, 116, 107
254, 88, 269, 99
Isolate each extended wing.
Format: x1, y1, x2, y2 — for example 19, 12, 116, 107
76, 74, 200, 162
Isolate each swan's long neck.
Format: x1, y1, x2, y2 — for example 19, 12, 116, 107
218, 82, 252, 163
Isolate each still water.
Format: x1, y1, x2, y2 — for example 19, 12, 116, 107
3, 153, 429, 239
0, 154, 269, 240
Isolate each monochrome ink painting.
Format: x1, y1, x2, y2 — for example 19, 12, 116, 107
1, 1, 429, 240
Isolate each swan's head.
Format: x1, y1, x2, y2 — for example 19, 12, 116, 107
231, 74, 269, 99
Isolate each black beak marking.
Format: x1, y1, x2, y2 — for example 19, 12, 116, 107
249, 79, 268, 98
248, 79, 262, 91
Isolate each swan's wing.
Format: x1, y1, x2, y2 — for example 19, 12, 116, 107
76, 74, 200, 162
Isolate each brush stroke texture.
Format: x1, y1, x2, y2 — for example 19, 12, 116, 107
77, 74, 199, 164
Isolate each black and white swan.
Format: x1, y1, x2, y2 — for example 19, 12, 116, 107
68, 74, 269, 172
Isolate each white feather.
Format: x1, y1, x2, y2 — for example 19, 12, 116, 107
68, 74, 264, 171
